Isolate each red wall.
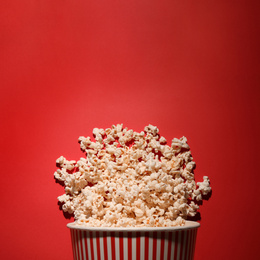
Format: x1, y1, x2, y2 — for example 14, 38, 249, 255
1, 1, 260, 259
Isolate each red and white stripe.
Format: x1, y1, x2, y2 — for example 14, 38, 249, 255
70, 228, 198, 260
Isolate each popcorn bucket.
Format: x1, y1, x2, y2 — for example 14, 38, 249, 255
67, 221, 200, 260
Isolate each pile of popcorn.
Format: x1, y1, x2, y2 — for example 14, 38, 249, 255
54, 124, 211, 227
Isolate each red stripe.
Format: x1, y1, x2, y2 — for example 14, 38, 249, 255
90, 232, 95, 260
167, 232, 172, 260
111, 232, 116, 260
103, 232, 108, 260
77, 231, 81, 260
160, 232, 165, 260
136, 232, 140, 260
83, 231, 89, 260
145, 232, 149, 260
96, 232, 101, 260
152, 232, 157, 260
128, 232, 132, 260
75, 230, 79, 260
119, 232, 124, 260
174, 231, 179, 260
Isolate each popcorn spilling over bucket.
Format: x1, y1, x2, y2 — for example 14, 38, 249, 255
68, 221, 199, 260
55, 125, 211, 260
54, 125, 211, 228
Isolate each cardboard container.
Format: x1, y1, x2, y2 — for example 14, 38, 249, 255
67, 221, 200, 260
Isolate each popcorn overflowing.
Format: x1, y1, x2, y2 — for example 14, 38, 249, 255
54, 124, 211, 227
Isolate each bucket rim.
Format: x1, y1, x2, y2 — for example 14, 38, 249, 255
67, 220, 200, 232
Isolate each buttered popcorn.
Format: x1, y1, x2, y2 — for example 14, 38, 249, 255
54, 124, 211, 227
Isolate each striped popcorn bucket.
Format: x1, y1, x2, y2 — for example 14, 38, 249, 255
67, 221, 200, 260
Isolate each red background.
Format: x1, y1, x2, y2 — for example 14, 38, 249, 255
1, 1, 260, 259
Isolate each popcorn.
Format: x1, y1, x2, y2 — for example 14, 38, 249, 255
54, 124, 211, 227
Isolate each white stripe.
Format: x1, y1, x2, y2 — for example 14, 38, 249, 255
132, 234, 136, 259
156, 233, 161, 260
107, 233, 112, 260
81, 231, 86, 260
77, 230, 82, 260
140, 232, 145, 260
124, 233, 128, 260
93, 232, 98, 260
170, 232, 175, 260
86, 232, 92, 260
149, 233, 153, 260
100, 232, 104, 260
164, 232, 169, 260
115, 232, 120, 260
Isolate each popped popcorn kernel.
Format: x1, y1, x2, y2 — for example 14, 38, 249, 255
54, 124, 211, 227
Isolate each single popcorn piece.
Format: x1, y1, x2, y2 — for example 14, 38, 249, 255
54, 124, 211, 227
